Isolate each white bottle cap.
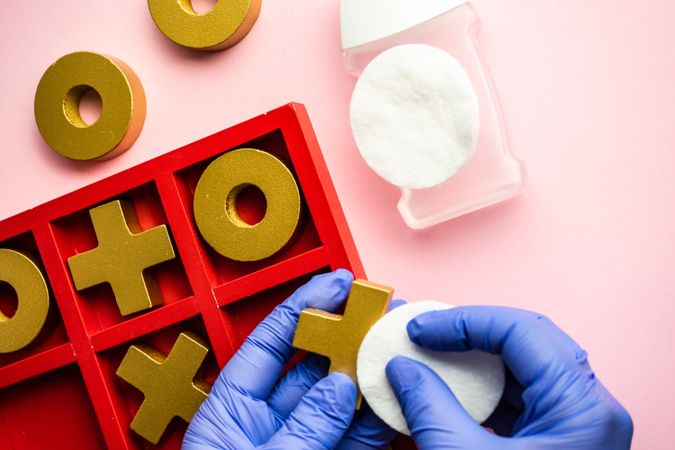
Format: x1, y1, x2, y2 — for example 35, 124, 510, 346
340, 0, 469, 50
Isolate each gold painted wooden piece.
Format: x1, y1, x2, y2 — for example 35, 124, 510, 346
292, 279, 393, 405
0, 249, 50, 353
116, 332, 211, 444
67, 200, 175, 316
148, 0, 262, 51
193, 148, 301, 262
34, 51, 146, 161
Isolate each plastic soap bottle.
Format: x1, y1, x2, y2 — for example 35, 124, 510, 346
341, 0, 526, 229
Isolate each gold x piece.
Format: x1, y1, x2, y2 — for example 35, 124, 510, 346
116, 332, 211, 444
67, 199, 175, 316
293, 279, 393, 407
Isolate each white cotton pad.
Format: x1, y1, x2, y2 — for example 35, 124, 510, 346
357, 301, 504, 435
349, 44, 480, 189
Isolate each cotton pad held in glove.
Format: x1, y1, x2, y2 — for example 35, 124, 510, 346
357, 301, 504, 435
349, 44, 479, 189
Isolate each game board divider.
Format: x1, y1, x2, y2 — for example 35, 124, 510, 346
154, 172, 217, 295
0, 342, 75, 388
0, 208, 38, 242
89, 297, 200, 352
212, 246, 330, 307
155, 172, 236, 368
33, 221, 136, 450
270, 104, 366, 278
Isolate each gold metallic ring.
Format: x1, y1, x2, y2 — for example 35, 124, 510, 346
193, 148, 301, 262
0, 249, 50, 354
34, 52, 146, 161
148, 0, 262, 51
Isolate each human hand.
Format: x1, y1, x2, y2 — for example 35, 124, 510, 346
385, 306, 633, 449
183, 269, 396, 450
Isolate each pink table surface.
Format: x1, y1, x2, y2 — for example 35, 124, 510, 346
1, 1, 673, 448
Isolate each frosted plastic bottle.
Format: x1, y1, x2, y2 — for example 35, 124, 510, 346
341, 0, 526, 229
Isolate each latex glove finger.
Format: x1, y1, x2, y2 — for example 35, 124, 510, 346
186, 384, 279, 448
184, 393, 261, 450
267, 363, 395, 450
267, 354, 329, 419
218, 269, 354, 400
406, 306, 592, 390
386, 356, 512, 450
336, 407, 397, 450
389, 299, 407, 310
261, 373, 357, 450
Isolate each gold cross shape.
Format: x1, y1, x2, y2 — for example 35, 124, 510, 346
292, 279, 393, 406
116, 332, 211, 444
67, 199, 175, 316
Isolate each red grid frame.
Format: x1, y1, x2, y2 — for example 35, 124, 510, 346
0, 104, 367, 449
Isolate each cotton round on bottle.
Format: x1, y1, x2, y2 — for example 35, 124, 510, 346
349, 44, 480, 189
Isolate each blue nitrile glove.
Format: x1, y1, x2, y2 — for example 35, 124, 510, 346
385, 306, 633, 450
183, 269, 397, 450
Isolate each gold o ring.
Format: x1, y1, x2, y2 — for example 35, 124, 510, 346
34, 52, 146, 161
0, 249, 50, 354
193, 148, 301, 262
148, 0, 262, 51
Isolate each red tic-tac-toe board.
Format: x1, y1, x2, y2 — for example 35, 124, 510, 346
0, 103, 366, 450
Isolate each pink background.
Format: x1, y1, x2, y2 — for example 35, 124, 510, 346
1, 0, 673, 447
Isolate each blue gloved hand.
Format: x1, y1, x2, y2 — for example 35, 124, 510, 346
183, 269, 396, 450
385, 306, 633, 450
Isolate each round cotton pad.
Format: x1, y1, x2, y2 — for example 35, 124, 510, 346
357, 301, 504, 435
349, 44, 480, 189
